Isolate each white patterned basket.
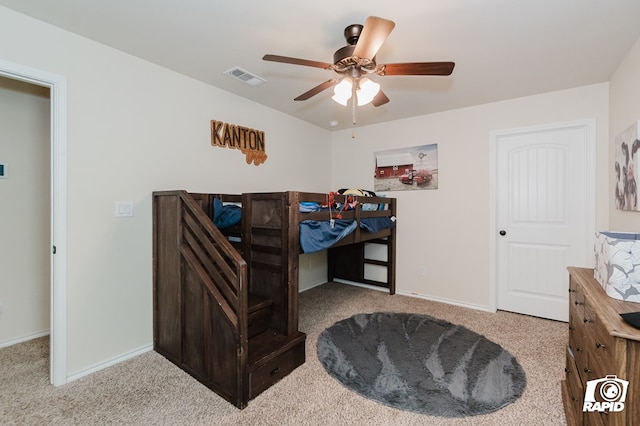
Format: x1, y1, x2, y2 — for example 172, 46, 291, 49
594, 231, 640, 303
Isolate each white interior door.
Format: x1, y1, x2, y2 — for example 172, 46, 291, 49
495, 121, 594, 322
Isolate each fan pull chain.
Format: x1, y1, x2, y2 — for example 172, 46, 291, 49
352, 98, 356, 125
352, 81, 357, 125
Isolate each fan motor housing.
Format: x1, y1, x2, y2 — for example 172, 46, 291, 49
344, 24, 363, 45
335, 24, 362, 64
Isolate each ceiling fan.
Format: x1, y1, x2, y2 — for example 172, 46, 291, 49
263, 16, 455, 119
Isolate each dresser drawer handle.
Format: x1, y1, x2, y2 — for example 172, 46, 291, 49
583, 318, 592, 323
584, 367, 592, 373
568, 288, 575, 293
576, 347, 583, 352
270, 367, 280, 376
595, 342, 606, 349
574, 301, 583, 306
568, 325, 574, 331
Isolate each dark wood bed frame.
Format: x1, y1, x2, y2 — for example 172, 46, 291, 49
152, 190, 396, 408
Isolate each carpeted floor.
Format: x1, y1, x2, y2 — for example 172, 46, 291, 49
0, 282, 568, 425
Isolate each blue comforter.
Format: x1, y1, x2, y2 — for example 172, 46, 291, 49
299, 217, 395, 254
299, 219, 357, 254
212, 198, 242, 229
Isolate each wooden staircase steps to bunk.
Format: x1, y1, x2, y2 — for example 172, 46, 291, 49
153, 190, 306, 409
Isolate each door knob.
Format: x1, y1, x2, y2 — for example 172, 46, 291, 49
499, 230, 506, 236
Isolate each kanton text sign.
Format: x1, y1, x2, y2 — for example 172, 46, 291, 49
210, 120, 267, 166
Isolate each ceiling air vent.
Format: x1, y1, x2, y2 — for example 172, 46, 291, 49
224, 67, 266, 86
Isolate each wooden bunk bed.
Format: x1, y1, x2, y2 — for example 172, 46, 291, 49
152, 190, 396, 408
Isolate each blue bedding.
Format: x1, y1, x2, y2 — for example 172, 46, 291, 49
299, 216, 395, 254
212, 198, 242, 229
299, 219, 357, 254
211, 197, 395, 253
360, 217, 395, 234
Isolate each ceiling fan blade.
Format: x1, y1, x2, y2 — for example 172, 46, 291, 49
371, 90, 390, 107
378, 62, 455, 76
353, 16, 395, 60
294, 79, 339, 101
263, 54, 332, 69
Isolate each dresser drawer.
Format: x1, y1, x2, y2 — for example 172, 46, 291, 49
588, 328, 618, 382
562, 379, 583, 426
569, 312, 590, 383
565, 348, 584, 406
570, 281, 586, 323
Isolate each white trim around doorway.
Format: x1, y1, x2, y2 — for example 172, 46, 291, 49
0, 58, 68, 386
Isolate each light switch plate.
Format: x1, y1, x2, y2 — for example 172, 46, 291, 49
114, 201, 134, 217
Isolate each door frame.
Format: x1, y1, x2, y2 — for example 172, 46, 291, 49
0, 59, 67, 386
489, 119, 596, 314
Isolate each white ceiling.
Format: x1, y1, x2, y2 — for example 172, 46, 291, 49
2, 0, 640, 131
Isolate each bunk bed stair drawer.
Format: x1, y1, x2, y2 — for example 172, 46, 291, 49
249, 334, 306, 399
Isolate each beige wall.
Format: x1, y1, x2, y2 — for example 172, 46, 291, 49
331, 83, 610, 309
0, 7, 331, 377
0, 77, 50, 344
609, 37, 640, 231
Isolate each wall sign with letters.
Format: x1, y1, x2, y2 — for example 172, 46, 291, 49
210, 120, 267, 166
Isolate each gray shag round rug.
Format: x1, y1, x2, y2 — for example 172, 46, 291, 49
316, 312, 526, 417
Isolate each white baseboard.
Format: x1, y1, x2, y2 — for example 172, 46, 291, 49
333, 279, 392, 293
299, 280, 327, 293
333, 279, 495, 313
66, 343, 153, 383
0, 330, 50, 349
395, 290, 495, 313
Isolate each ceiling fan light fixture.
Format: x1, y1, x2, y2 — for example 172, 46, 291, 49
331, 78, 353, 106
263, 15, 456, 121
356, 77, 380, 106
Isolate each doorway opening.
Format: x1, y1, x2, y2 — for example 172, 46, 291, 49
0, 59, 68, 385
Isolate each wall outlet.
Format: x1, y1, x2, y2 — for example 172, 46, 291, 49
418, 266, 426, 277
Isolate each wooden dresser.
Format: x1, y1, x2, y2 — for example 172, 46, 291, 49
562, 267, 640, 425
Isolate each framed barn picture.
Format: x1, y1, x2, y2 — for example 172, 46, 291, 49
374, 144, 438, 192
